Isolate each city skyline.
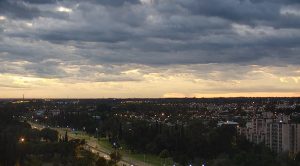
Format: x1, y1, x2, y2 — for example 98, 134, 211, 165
1, 0, 300, 98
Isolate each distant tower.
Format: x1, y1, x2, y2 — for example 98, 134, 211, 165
23, 94, 24, 100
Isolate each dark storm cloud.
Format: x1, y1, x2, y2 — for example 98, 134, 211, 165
91, 0, 140, 6
177, 0, 299, 24
0, 0, 300, 81
180, 0, 278, 22
39, 30, 136, 43
0, 0, 71, 20
0, 0, 41, 19
24, 60, 68, 78
23, 0, 57, 4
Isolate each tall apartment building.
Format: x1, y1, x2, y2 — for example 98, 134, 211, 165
238, 112, 300, 154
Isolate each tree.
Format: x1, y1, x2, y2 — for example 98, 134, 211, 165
73, 149, 96, 166
295, 152, 300, 163
118, 123, 123, 140
64, 131, 68, 142
159, 149, 170, 165
109, 151, 121, 165
146, 142, 158, 154
211, 155, 233, 166
40, 128, 58, 142
96, 157, 108, 166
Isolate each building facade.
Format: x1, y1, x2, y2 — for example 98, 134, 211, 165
238, 112, 300, 154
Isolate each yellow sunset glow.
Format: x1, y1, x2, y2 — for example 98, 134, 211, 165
1, 64, 299, 98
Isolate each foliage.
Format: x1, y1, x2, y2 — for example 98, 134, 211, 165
109, 151, 122, 165
40, 128, 58, 142
159, 149, 170, 159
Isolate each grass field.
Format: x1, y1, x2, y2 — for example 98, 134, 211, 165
32, 122, 175, 166
96, 138, 174, 166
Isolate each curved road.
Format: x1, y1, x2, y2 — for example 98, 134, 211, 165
29, 122, 152, 166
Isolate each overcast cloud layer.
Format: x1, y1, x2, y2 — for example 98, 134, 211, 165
0, 0, 300, 98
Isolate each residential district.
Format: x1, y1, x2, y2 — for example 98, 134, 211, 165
1, 97, 300, 166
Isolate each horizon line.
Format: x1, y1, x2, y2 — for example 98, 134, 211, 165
0, 96, 299, 100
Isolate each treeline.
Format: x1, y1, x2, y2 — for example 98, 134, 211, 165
113, 119, 300, 166
0, 109, 112, 166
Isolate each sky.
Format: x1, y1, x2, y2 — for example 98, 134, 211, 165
0, 0, 300, 98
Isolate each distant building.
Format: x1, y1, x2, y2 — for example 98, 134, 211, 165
217, 121, 239, 127
51, 109, 61, 116
36, 109, 45, 116
238, 112, 300, 154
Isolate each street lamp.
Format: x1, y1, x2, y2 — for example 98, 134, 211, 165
19, 137, 25, 143
96, 128, 99, 139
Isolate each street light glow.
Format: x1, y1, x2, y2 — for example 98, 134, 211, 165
19, 137, 25, 143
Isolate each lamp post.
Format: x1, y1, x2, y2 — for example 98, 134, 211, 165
96, 128, 98, 139
19, 137, 26, 165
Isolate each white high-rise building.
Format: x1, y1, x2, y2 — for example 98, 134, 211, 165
238, 112, 300, 154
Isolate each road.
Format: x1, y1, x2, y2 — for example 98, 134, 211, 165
29, 122, 151, 166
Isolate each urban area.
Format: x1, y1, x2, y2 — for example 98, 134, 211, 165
1, 97, 300, 166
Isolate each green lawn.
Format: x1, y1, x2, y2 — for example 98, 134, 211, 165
97, 138, 114, 152
32, 122, 175, 166
125, 152, 174, 166
96, 138, 174, 166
